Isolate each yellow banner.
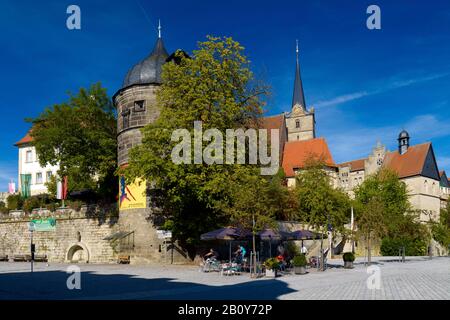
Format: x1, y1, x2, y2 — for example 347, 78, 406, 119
119, 177, 146, 210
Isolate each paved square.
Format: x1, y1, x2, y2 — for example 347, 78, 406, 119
0, 256, 448, 299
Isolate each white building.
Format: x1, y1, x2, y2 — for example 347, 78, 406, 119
15, 130, 59, 196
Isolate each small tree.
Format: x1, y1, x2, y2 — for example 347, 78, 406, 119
354, 169, 428, 261
295, 157, 351, 269
222, 168, 277, 276
355, 197, 387, 264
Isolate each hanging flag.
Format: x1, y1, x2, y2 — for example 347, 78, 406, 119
56, 176, 68, 200
350, 206, 354, 231
20, 174, 31, 199
8, 180, 15, 194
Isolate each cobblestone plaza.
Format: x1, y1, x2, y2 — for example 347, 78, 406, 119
0, 256, 448, 300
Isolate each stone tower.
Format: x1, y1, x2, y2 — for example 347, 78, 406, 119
398, 130, 410, 155
285, 41, 316, 141
113, 25, 188, 264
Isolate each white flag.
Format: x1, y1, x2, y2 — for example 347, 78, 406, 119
56, 181, 62, 199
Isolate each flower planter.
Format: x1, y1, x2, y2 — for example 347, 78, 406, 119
265, 269, 277, 278
344, 261, 353, 269
294, 266, 307, 275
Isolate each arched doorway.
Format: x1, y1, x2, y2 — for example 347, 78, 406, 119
66, 243, 90, 263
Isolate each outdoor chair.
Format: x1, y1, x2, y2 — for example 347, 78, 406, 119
220, 262, 242, 276
200, 258, 221, 273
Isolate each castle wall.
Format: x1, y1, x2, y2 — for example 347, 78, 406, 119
0, 208, 117, 263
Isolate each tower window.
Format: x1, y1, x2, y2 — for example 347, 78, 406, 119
122, 109, 130, 129
295, 120, 300, 128
134, 100, 146, 112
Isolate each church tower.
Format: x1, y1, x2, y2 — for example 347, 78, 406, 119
285, 41, 316, 141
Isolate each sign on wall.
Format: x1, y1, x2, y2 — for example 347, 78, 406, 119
29, 218, 56, 232
119, 176, 146, 210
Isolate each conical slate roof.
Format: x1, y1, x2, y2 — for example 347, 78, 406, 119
292, 41, 307, 109
122, 37, 169, 88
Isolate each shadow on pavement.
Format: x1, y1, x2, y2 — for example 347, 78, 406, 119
0, 269, 296, 300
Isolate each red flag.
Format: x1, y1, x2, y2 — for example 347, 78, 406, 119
62, 176, 68, 200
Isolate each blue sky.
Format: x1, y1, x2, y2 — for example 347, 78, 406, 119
1, 0, 450, 191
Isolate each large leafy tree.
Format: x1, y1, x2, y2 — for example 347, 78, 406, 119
295, 157, 351, 267
354, 169, 428, 259
122, 36, 270, 247
29, 83, 117, 201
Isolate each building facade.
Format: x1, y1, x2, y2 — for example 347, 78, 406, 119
338, 131, 446, 223
14, 131, 59, 196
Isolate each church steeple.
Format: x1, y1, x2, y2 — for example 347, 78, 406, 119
292, 40, 307, 110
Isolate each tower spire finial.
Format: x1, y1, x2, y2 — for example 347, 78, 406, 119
158, 19, 161, 38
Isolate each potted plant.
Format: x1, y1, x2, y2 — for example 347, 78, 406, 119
292, 254, 307, 274
343, 252, 355, 269
263, 257, 280, 278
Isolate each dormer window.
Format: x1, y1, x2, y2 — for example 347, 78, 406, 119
295, 120, 300, 128
121, 109, 130, 129
134, 100, 145, 112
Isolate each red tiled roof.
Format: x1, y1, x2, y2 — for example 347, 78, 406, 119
260, 114, 285, 131
282, 137, 335, 177
14, 130, 33, 146
383, 143, 431, 179
339, 158, 366, 172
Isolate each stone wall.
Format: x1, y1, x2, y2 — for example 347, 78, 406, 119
0, 207, 118, 263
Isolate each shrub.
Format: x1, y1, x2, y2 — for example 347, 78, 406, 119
285, 241, 300, 257
292, 254, 307, 267
23, 196, 43, 213
45, 202, 58, 212
381, 237, 427, 256
263, 257, 280, 270
0, 201, 8, 214
343, 252, 355, 262
67, 200, 83, 211
431, 223, 450, 248
6, 194, 23, 211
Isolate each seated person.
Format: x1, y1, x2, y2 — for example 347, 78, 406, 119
204, 248, 218, 261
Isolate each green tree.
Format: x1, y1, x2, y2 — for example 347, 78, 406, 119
122, 36, 269, 250
354, 197, 387, 264
222, 168, 277, 274
29, 83, 117, 201
295, 157, 351, 268
430, 199, 450, 248
355, 169, 428, 259
264, 168, 298, 221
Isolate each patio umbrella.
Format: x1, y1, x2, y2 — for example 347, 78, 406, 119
257, 229, 294, 258
200, 227, 251, 263
290, 230, 327, 249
